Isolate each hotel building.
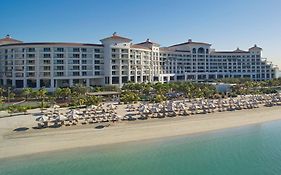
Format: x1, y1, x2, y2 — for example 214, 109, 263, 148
0, 34, 278, 91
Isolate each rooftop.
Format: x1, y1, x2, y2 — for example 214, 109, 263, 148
0, 42, 103, 47
249, 44, 262, 50
136, 39, 160, 47
100, 32, 132, 42
169, 39, 211, 47
0, 35, 23, 45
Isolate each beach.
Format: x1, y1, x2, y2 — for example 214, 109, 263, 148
0, 105, 281, 159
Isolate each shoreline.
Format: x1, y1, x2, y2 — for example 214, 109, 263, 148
1, 106, 281, 159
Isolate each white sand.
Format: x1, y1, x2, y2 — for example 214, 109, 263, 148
0, 106, 281, 159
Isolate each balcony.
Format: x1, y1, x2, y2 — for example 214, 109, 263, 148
15, 73, 24, 77
15, 68, 24, 71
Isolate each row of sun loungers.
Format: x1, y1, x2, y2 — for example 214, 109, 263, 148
36, 93, 281, 127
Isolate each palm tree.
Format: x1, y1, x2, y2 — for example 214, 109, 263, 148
7, 92, 16, 101
120, 91, 140, 103
54, 87, 71, 100
94, 87, 103, 92
0, 96, 4, 107
37, 88, 48, 108
21, 88, 33, 101
153, 94, 166, 103
85, 95, 101, 106
0, 87, 5, 97
71, 84, 88, 96
62, 87, 71, 100
54, 87, 62, 99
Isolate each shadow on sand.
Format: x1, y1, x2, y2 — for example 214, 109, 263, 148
13, 127, 29, 132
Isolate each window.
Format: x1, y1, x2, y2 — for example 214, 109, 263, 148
56, 66, 64, 70
82, 54, 87, 58
94, 60, 100, 64
73, 48, 80, 52
81, 48, 87, 52
82, 60, 87, 64
198, 47, 205, 54
56, 54, 64, 58
82, 66, 87, 70
94, 49, 100, 53
27, 72, 35, 77
82, 72, 87, 76
56, 48, 64, 52
73, 60, 80, 64
73, 72, 80, 76
43, 48, 51, 52
43, 72, 50, 77
43, 54, 51, 58
43, 66, 50, 71
56, 72, 64, 76
28, 60, 35, 64
56, 60, 64, 64
121, 49, 128, 53
73, 66, 80, 70
121, 54, 128, 58
43, 60, 50, 64
28, 48, 35, 52
27, 66, 35, 71
192, 48, 196, 54
95, 54, 100, 58
73, 54, 80, 58
95, 66, 100, 70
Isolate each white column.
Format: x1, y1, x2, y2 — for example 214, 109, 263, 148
51, 79, 54, 89
86, 79, 90, 87
119, 59, 122, 86
36, 79, 40, 88
69, 79, 73, 86
134, 67, 137, 83
3, 77, 8, 86
12, 79, 16, 87
23, 79, 27, 88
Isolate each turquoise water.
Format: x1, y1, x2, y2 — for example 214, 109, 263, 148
2, 120, 281, 175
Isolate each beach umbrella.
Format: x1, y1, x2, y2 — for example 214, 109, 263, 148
67, 110, 78, 121
57, 114, 68, 121
36, 115, 49, 122
107, 104, 116, 110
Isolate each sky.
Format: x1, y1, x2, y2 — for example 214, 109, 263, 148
1, 0, 281, 67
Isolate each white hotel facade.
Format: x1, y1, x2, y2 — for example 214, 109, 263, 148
0, 34, 279, 91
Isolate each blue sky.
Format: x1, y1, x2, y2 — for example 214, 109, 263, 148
1, 0, 281, 67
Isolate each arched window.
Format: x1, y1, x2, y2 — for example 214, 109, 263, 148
192, 48, 196, 54
198, 47, 205, 54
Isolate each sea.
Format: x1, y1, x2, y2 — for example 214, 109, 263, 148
1, 120, 281, 175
